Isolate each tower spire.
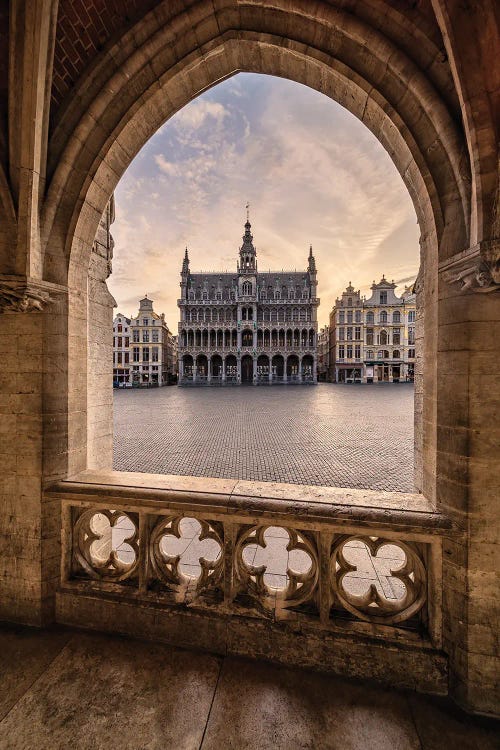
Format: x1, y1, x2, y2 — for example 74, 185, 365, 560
239, 205, 256, 273
308, 244, 316, 273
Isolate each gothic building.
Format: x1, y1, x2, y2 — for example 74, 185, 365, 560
178, 216, 319, 384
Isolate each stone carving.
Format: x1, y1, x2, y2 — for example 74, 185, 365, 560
0, 275, 66, 313
73, 509, 139, 581
330, 535, 426, 624
234, 525, 318, 613
442, 241, 500, 293
150, 516, 223, 599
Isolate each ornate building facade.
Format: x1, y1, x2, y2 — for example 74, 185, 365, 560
178, 217, 319, 385
328, 278, 416, 383
113, 297, 176, 386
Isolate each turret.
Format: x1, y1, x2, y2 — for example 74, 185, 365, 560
180, 246, 190, 299
308, 244, 317, 299
238, 204, 257, 274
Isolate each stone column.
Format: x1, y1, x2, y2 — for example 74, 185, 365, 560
237, 356, 241, 382
207, 357, 212, 383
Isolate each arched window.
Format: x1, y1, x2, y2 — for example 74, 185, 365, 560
275, 290, 281, 300
242, 281, 252, 296
202, 290, 208, 300
366, 311, 374, 324
260, 289, 266, 299
380, 310, 388, 323
393, 310, 401, 323
393, 350, 400, 358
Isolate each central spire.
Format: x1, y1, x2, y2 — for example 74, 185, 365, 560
239, 204, 256, 273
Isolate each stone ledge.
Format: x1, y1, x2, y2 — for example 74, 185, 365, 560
44, 469, 453, 536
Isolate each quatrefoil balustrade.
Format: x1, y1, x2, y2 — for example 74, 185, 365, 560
73, 509, 139, 581
330, 535, 426, 624
235, 525, 318, 612
150, 516, 223, 596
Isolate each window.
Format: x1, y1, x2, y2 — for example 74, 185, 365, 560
408, 310, 415, 322
274, 290, 280, 299
393, 310, 401, 323
347, 297, 352, 306
260, 289, 266, 299
202, 291, 208, 300
338, 345, 344, 358
347, 345, 353, 358
133, 329, 139, 343
142, 347, 150, 362
242, 281, 252, 296
117, 352, 122, 364
152, 330, 159, 343
347, 310, 353, 324
380, 310, 388, 324
133, 347, 140, 362
366, 349, 373, 359
355, 310, 361, 323
338, 311, 345, 324
380, 291, 387, 304
366, 328, 374, 345
338, 327, 345, 340
117, 324, 122, 333
355, 344, 361, 359
288, 289, 294, 299
393, 350, 400, 359
152, 347, 159, 362
302, 291, 308, 299
143, 330, 149, 343
408, 348, 415, 358
366, 311, 374, 324
143, 319, 149, 326
354, 327, 361, 340
125, 337, 129, 347
346, 327, 353, 340
408, 326, 415, 345
124, 352, 129, 364
380, 330, 388, 345
216, 291, 222, 300
393, 328, 401, 345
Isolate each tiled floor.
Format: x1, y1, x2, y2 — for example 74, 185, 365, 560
0, 624, 497, 750
113, 383, 414, 491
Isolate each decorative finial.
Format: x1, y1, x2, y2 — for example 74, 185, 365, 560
246, 202, 250, 223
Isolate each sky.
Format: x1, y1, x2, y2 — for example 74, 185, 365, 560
109, 73, 420, 329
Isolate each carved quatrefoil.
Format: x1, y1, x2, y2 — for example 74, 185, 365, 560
330, 535, 426, 624
235, 525, 318, 613
150, 516, 223, 597
74, 509, 139, 581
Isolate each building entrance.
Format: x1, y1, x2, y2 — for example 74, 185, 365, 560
241, 355, 254, 383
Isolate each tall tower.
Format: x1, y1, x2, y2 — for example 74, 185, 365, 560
238, 203, 257, 273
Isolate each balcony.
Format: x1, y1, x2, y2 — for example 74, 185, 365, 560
44, 469, 453, 699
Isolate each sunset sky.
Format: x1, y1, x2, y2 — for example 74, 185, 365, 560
109, 73, 420, 329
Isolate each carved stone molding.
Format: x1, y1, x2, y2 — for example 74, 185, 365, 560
0, 275, 68, 313
440, 240, 500, 293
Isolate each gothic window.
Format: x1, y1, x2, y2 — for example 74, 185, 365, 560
302, 291, 308, 299
189, 290, 194, 300
216, 291, 222, 300
393, 310, 401, 323
288, 289, 294, 299
242, 281, 252, 296
275, 290, 281, 299
242, 308, 247, 321
366, 311, 374, 324
261, 289, 266, 299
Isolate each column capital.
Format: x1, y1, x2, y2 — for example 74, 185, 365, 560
0, 274, 67, 313
439, 239, 500, 294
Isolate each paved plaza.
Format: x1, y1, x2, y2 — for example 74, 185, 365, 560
114, 383, 414, 492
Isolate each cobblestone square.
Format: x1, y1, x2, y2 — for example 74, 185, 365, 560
114, 383, 414, 492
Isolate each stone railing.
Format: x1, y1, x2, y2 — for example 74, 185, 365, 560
47, 471, 451, 692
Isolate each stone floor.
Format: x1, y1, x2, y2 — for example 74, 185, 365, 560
0, 624, 497, 750
114, 383, 414, 491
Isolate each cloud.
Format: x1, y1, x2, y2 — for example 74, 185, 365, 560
109, 73, 419, 327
